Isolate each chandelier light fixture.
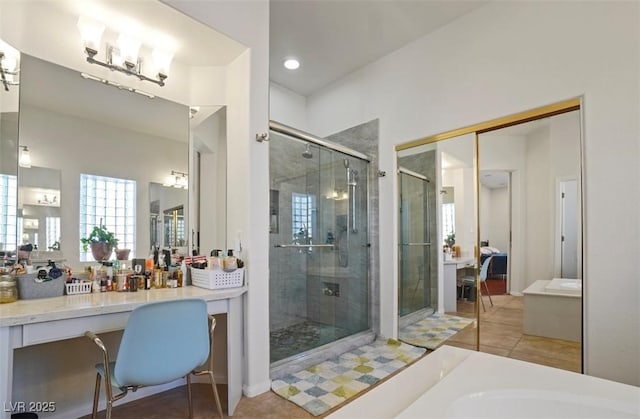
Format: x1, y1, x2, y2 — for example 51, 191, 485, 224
0, 51, 19, 92
163, 170, 188, 189
77, 17, 173, 87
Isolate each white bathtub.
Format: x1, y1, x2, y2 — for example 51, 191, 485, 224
327, 346, 640, 418
522, 279, 582, 342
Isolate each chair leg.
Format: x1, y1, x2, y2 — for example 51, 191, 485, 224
207, 371, 225, 419
187, 374, 194, 419
92, 373, 101, 419
106, 399, 113, 419
483, 281, 494, 306
480, 292, 486, 312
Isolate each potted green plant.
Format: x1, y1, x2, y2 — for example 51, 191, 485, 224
81, 223, 118, 261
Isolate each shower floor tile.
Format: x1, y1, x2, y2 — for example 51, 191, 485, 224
270, 320, 352, 363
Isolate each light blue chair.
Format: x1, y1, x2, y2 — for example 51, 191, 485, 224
85, 298, 224, 419
458, 256, 494, 312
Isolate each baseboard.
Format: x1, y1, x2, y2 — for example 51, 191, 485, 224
243, 379, 272, 397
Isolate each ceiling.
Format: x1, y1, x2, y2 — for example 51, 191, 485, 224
270, 0, 488, 96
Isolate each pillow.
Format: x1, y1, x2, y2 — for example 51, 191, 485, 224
481, 246, 501, 254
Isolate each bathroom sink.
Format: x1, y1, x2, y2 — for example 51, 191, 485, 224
446, 389, 638, 418
544, 278, 582, 295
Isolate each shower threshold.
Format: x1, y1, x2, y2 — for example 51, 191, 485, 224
270, 329, 376, 380
270, 320, 352, 363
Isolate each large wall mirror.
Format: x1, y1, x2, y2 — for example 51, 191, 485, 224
396, 100, 583, 373
0, 38, 19, 262
16, 54, 190, 266
397, 134, 478, 351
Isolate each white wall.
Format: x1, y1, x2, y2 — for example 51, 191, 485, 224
164, 0, 273, 397
270, 82, 308, 130
301, 1, 639, 385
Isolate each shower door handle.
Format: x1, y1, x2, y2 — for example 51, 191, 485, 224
274, 244, 335, 249
401, 243, 432, 246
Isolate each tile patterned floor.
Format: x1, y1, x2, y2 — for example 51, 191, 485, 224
271, 338, 425, 416
398, 313, 474, 350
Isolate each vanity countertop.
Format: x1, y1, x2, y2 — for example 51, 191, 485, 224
0, 285, 248, 327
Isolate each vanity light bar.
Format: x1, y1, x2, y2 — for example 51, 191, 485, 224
80, 72, 155, 99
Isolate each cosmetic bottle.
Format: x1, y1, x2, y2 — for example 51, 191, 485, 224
223, 249, 238, 271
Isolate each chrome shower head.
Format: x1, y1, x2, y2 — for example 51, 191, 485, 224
302, 144, 313, 159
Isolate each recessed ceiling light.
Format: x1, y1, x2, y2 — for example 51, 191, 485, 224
283, 58, 300, 70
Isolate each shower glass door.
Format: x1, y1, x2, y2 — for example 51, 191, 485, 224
269, 131, 369, 364
398, 167, 436, 317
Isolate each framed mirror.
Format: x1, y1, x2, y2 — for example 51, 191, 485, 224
395, 99, 583, 372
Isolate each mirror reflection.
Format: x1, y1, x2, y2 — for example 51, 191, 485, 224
397, 134, 478, 351
149, 182, 187, 251
190, 106, 227, 256
0, 38, 19, 263
17, 166, 62, 262
18, 53, 189, 265
478, 111, 582, 372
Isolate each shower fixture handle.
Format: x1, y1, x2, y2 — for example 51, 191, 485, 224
256, 132, 270, 142
274, 244, 335, 249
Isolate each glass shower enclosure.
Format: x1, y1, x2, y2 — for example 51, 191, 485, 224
398, 160, 437, 320
269, 123, 370, 364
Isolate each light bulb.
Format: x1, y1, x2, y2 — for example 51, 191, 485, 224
152, 48, 173, 76
77, 17, 105, 53
19, 146, 31, 168
283, 58, 300, 70
116, 34, 141, 67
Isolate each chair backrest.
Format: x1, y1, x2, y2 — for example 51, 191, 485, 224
479, 256, 493, 282
114, 298, 209, 387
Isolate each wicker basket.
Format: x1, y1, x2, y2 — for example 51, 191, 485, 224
65, 282, 93, 295
190, 267, 244, 290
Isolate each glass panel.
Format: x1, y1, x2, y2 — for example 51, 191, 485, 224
269, 131, 369, 363
398, 171, 433, 316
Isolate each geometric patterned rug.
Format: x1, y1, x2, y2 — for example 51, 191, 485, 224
271, 338, 426, 416
398, 313, 474, 350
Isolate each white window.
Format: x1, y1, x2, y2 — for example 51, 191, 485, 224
79, 174, 136, 261
292, 192, 315, 242
46, 216, 60, 250
0, 174, 17, 251
442, 202, 455, 245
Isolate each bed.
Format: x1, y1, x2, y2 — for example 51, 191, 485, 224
480, 245, 508, 279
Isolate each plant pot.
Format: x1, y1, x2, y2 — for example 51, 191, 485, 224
91, 242, 114, 262
116, 248, 131, 260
